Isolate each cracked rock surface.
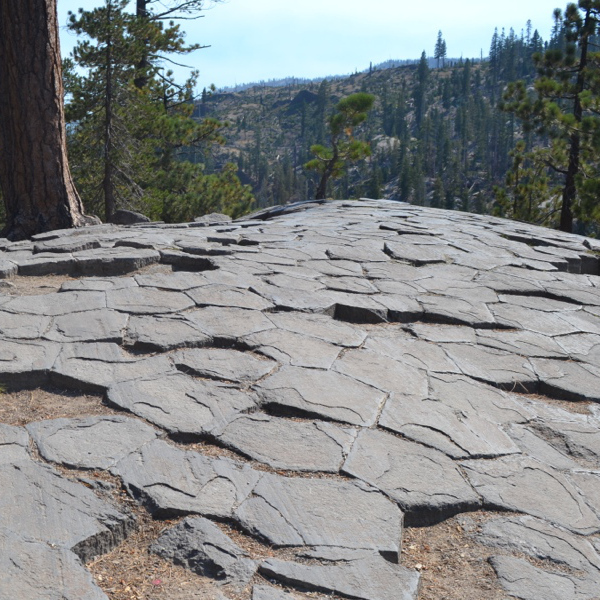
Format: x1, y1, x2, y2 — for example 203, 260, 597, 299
2, 199, 600, 599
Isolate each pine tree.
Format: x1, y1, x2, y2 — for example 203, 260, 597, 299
66, 0, 250, 222
305, 93, 375, 200
501, 0, 600, 232
434, 31, 447, 68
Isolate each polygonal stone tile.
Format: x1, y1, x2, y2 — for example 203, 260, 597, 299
342, 428, 480, 525
216, 414, 356, 472
236, 473, 402, 559
44, 309, 128, 343
107, 373, 257, 436
113, 440, 259, 519
255, 366, 386, 426
244, 329, 342, 369
462, 456, 600, 535
124, 314, 211, 352
441, 343, 537, 391
172, 348, 276, 383
151, 517, 257, 586
0, 460, 133, 562
1, 290, 106, 316
106, 286, 194, 314
0, 529, 108, 600
530, 358, 600, 402
27, 416, 159, 470
260, 548, 420, 600
0, 424, 30, 464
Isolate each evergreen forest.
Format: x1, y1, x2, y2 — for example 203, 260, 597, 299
5, 0, 600, 236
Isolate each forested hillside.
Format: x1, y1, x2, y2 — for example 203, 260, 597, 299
200, 25, 545, 219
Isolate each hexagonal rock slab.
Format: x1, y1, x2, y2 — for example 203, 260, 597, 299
244, 328, 343, 369
477, 515, 600, 575
44, 308, 128, 343
379, 374, 526, 459
26, 416, 159, 470
0, 528, 108, 600
489, 555, 600, 600
259, 548, 420, 600
342, 429, 480, 525
215, 414, 356, 472
172, 347, 276, 383
106, 286, 195, 314
51, 342, 175, 392
107, 373, 257, 436
0, 459, 133, 563
124, 314, 211, 352
151, 517, 257, 586
0, 424, 30, 463
113, 439, 260, 519
462, 456, 600, 535
255, 366, 386, 426
235, 473, 402, 560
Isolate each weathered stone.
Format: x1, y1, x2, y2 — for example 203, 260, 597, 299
51, 342, 175, 392
110, 209, 151, 225
1, 290, 106, 316
0, 424, 30, 463
252, 585, 325, 600
74, 247, 160, 275
124, 314, 211, 351
265, 311, 366, 347
27, 416, 158, 470
0, 310, 51, 340
244, 328, 342, 369
462, 456, 600, 535
0, 339, 61, 386
260, 548, 420, 600
134, 270, 209, 291
490, 555, 599, 600
0, 529, 109, 600
186, 284, 275, 311
333, 347, 430, 397
173, 347, 276, 382
478, 515, 600, 575
151, 517, 256, 586
255, 366, 386, 426
106, 286, 194, 314
113, 439, 259, 518
107, 373, 257, 436
194, 212, 232, 225
441, 343, 538, 391
44, 309, 128, 343
530, 358, 600, 402
0, 459, 133, 562
186, 306, 275, 341
342, 429, 480, 525
216, 414, 355, 472
236, 474, 402, 559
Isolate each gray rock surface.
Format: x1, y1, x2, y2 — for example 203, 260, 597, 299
27, 416, 158, 469
151, 517, 256, 585
113, 439, 260, 518
260, 548, 421, 600
107, 373, 257, 435
216, 413, 356, 472
342, 428, 480, 525
236, 473, 402, 559
2, 199, 600, 599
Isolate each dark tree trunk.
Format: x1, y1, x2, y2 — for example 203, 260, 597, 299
134, 0, 149, 89
0, 0, 94, 240
560, 8, 591, 233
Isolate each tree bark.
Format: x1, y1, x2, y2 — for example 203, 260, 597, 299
0, 0, 96, 240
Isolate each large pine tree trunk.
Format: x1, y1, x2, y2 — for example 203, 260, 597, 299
0, 0, 94, 240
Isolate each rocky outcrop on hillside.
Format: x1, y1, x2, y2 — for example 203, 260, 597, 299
1, 199, 600, 600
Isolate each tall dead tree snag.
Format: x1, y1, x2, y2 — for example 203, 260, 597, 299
0, 0, 96, 240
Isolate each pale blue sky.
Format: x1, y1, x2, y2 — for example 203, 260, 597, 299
58, 0, 558, 90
